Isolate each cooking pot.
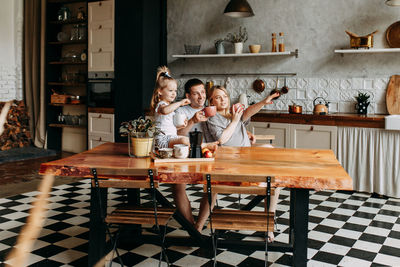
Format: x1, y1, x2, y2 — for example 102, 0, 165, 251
289, 104, 302, 114
313, 97, 329, 115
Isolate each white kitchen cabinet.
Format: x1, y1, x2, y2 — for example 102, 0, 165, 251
248, 122, 290, 148
88, 112, 114, 149
248, 121, 337, 153
88, 134, 113, 149
88, 0, 114, 72
291, 124, 337, 154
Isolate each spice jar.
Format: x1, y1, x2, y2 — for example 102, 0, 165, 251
271, 33, 277, 52
279, 32, 285, 52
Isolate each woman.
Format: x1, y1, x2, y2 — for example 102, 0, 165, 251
206, 85, 281, 242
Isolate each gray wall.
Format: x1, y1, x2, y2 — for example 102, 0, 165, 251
167, 0, 400, 77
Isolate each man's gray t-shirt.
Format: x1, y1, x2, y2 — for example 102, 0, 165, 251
176, 105, 213, 142
205, 113, 251, 147
176, 105, 203, 130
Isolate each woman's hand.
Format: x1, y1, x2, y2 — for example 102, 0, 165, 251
180, 98, 191, 106
264, 92, 280, 104
232, 104, 244, 122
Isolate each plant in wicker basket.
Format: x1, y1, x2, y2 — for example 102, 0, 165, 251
119, 117, 162, 157
355, 92, 370, 114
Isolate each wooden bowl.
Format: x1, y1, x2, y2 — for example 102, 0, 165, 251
249, 44, 261, 53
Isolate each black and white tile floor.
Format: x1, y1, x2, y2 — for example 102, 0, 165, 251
0, 179, 399, 266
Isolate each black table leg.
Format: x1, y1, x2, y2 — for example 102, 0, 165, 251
88, 185, 108, 267
292, 188, 309, 267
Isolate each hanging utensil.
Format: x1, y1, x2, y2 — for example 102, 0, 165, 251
281, 77, 289, 94
269, 77, 281, 99
253, 79, 265, 93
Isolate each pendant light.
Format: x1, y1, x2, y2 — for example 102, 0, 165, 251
386, 0, 400, 6
224, 0, 254, 18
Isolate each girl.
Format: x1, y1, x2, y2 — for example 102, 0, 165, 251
150, 66, 191, 149
205, 85, 281, 242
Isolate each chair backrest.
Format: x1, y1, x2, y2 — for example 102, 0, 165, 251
203, 173, 274, 196
91, 167, 159, 189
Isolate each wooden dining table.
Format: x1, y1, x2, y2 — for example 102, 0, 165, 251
40, 142, 352, 267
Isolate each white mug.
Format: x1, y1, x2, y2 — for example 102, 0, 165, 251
173, 113, 186, 127
173, 144, 189, 159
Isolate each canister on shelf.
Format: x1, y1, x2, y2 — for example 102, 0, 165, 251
271, 33, 277, 52
279, 32, 285, 52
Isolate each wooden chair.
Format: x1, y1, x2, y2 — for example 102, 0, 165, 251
204, 173, 274, 267
91, 168, 174, 267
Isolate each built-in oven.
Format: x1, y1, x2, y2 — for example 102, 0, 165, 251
87, 72, 115, 107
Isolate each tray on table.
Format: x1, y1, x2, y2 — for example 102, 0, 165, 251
150, 153, 215, 163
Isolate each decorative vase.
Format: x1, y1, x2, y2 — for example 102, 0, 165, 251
216, 42, 225, 54
234, 42, 243, 54
356, 102, 369, 114
128, 134, 153, 157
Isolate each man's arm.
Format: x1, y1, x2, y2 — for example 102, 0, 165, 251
177, 110, 207, 136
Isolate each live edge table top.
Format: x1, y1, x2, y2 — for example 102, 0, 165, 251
39, 142, 352, 191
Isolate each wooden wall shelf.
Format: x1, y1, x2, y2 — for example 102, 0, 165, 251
49, 103, 85, 106
49, 124, 86, 129
172, 49, 299, 59
48, 0, 86, 4
48, 40, 87, 45
48, 82, 86, 86
49, 61, 87, 65
334, 48, 400, 54
49, 19, 87, 25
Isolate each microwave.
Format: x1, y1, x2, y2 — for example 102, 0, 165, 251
87, 79, 115, 107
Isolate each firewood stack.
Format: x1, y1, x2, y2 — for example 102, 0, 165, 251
0, 100, 32, 151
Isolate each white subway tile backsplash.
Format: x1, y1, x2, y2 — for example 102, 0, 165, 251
364, 79, 374, 90
352, 78, 363, 90
340, 79, 352, 90
318, 78, 329, 90
376, 103, 387, 114
339, 102, 354, 113
297, 78, 308, 89
175, 76, 390, 114
297, 89, 307, 100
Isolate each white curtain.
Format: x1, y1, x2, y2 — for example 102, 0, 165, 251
337, 127, 400, 198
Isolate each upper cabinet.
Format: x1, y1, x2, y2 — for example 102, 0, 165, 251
88, 0, 114, 72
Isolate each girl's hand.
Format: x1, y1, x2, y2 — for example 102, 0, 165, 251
264, 92, 280, 104
232, 105, 244, 122
180, 98, 191, 106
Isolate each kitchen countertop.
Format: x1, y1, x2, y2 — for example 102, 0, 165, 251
251, 111, 386, 128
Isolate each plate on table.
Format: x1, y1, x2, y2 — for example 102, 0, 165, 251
386, 21, 400, 48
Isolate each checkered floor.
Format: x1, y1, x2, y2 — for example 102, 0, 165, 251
0, 180, 399, 267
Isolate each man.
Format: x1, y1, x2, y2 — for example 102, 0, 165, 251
174, 78, 256, 231
174, 78, 211, 231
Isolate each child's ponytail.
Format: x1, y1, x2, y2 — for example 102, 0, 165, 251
150, 66, 176, 112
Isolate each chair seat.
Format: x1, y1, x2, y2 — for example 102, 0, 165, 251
106, 206, 175, 226
208, 209, 274, 232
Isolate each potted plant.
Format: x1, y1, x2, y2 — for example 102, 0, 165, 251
214, 38, 226, 54
225, 26, 248, 54
355, 92, 370, 114
119, 117, 161, 157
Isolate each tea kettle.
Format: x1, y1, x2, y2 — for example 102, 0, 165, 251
313, 97, 329, 115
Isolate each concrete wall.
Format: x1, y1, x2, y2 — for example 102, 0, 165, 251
0, 0, 23, 101
167, 0, 400, 114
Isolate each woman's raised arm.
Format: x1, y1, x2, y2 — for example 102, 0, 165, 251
242, 92, 280, 121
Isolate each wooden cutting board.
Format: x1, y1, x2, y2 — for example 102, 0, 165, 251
386, 75, 400, 114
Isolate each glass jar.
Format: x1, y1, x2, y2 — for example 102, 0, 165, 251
70, 25, 79, 41
57, 7, 71, 21
78, 24, 87, 40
